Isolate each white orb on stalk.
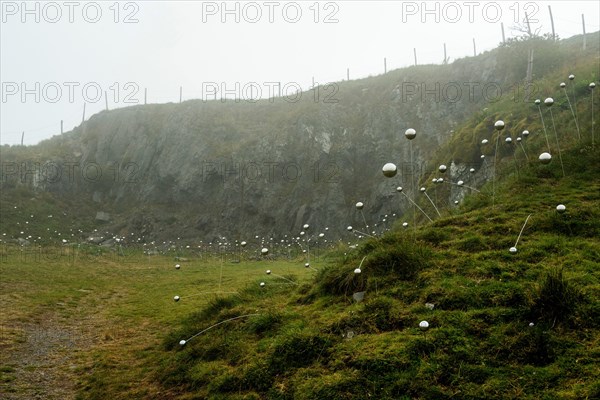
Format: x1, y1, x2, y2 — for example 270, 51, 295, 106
355, 202, 364, 210
261, 248, 269, 255
354, 268, 361, 274
405, 128, 416, 140
173, 296, 180, 302
382, 163, 398, 178
544, 97, 554, 107
509, 247, 517, 254
175, 264, 180, 269
179, 340, 186, 346
556, 204, 566, 213
419, 321, 429, 330
494, 120, 505, 131
539, 152, 552, 164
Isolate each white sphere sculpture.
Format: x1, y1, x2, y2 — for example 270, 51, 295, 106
539, 152, 552, 164
382, 163, 398, 178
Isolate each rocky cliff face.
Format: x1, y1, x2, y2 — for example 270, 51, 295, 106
4, 35, 579, 242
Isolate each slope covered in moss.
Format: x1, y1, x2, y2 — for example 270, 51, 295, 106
156, 36, 600, 399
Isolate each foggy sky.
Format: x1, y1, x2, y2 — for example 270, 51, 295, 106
1, 0, 599, 145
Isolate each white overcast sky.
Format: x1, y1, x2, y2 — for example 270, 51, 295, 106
1, 0, 599, 145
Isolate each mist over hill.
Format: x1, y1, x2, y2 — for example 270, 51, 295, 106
1, 32, 598, 244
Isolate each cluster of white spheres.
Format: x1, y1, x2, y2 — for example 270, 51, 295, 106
355, 202, 364, 210
556, 204, 566, 213
539, 152, 552, 164
509, 247, 518, 254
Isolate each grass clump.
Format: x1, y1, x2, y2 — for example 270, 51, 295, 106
529, 268, 585, 326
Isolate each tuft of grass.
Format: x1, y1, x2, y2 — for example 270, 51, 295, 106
529, 268, 585, 326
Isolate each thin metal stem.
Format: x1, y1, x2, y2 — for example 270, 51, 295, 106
537, 105, 552, 152
514, 214, 532, 248
183, 313, 260, 343
563, 87, 581, 140
423, 191, 441, 217
549, 108, 566, 177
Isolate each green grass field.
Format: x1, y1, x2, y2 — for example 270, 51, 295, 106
0, 249, 315, 399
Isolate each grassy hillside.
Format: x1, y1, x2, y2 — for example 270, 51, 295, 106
152, 40, 600, 399
1, 33, 598, 399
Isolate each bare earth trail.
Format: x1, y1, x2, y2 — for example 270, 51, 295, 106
0, 288, 121, 399
0, 254, 201, 400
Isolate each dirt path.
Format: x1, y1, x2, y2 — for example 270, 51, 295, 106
0, 293, 114, 399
